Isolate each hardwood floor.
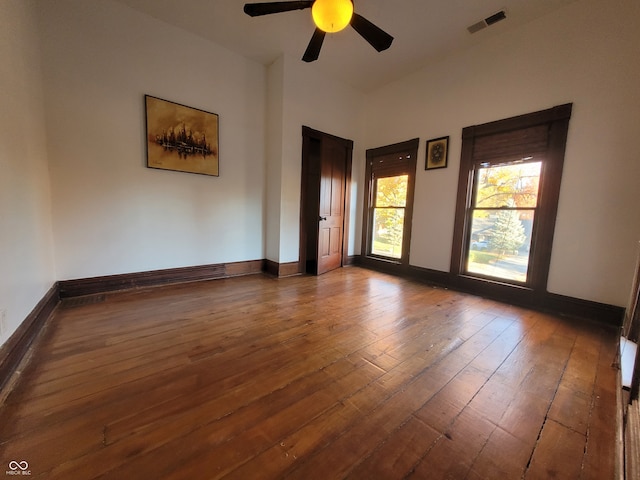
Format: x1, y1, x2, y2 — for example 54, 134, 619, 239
0, 267, 618, 479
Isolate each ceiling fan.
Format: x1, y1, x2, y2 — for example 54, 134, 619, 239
243, 0, 394, 62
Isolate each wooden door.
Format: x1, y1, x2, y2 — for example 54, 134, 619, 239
317, 137, 346, 274
300, 127, 352, 276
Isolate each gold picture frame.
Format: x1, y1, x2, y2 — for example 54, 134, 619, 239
425, 136, 449, 170
145, 95, 219, 176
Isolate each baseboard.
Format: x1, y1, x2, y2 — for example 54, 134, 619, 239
225, 259, 264, 277
407, 264, 452, 287
265, 257, 358, 276
542, 292, 625, 327
264, 259, 301, 277
356, 257, 624, 327
58, 259, 265, 298
0, 284, 59, 394
344, 255, 358, 266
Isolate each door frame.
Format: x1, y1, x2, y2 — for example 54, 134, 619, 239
299, 126, 353, 275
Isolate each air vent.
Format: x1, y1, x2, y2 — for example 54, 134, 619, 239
485, 10, 507, 25
467, 20, 486, 34
467, 9, 507, 34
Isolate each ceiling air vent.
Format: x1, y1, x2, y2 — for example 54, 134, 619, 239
467, 10, 507, 34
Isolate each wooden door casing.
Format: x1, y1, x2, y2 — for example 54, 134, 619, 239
300, 126, 353, 276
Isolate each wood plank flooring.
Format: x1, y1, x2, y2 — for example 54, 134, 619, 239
0, 267, 619, 479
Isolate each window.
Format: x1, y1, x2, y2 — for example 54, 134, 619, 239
451, 105, 572, 297
467, 160, 541, 283
362, 139, 419, 267
371, 174, 408, 258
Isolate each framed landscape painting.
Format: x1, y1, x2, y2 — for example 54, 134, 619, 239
145, 95, 219, 176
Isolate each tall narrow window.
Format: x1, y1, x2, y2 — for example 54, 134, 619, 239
467, 160, 541, 283
371, 174, 408, 258
451, 104, 572, 298
362, 139, 418, 267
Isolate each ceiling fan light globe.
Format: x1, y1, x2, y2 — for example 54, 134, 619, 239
312, 0, 353, 33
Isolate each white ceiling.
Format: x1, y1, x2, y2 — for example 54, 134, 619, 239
114, 0, 578, 92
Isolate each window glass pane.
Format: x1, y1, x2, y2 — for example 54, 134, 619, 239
375, 175, 408, 207
371, 208, 405, 258
475, 162, 541, 209
467, 209, 534, 283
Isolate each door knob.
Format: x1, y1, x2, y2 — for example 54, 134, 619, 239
319, 216, 327, 221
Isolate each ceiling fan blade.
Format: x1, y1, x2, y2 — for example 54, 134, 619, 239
302, 28, 326, 62
244, 1, 313, 17
350, 13, 394, 52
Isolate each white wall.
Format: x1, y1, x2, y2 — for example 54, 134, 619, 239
265, 57, 285, 263
267, 55, 366, 263
38, 0, 267, 280
0, 0, 56, 345
364, 0, 640, 306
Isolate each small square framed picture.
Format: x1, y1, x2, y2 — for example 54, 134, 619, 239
425, 136, 449, 170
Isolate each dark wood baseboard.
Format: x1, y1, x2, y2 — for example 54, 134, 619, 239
542, 292, 625, 327
279, 261, 301, 277
58, 260, 265, 298
264, 259, 279, 277
267, 258, 358, 277
264, 260, 301, 278
406, 264, 454, 287
225, 259, 264, 277
344, 255, 358, 267
354, 255, 409, 276
0, 284, 59, 393
356, 256, 625, 327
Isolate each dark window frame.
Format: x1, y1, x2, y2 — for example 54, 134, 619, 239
450, 104, 572, 301
361, 138, 419, 270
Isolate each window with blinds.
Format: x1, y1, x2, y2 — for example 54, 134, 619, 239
451, 104, 572, 295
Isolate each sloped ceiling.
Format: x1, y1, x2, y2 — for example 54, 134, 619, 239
114, 0, 579, 92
